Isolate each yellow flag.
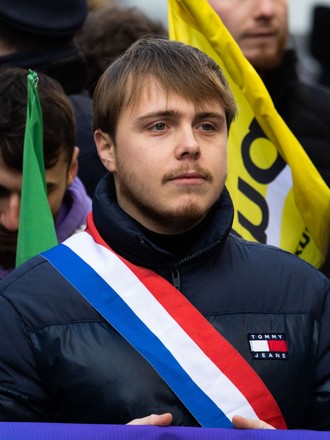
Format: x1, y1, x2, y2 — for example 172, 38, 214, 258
168, 0, 330, 268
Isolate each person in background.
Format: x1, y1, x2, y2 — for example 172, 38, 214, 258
0, 67, 91, 280
0, 38, 328, 430
0, 0, 106, 197
207, 0, 330, 188
207, 0, 330, 276
76, 2, 167, 96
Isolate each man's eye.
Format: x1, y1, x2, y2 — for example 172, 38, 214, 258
0, 187, 10, 198
151, 122, 166, 131
200, 123, 215, 131
46, 185, 55, 195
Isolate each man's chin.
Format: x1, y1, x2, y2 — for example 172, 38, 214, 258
160, 205, 208, 234
247, 50, 284, 72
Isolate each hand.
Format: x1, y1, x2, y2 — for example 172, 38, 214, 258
232, 415, 275, 430
127, 413, 173, 426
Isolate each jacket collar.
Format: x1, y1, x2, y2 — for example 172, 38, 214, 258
92, 173, 234, 269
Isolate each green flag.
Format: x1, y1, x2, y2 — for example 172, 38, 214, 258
15, 70, 58, 267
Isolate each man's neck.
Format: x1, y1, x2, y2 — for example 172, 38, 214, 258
135, 209, 215, 258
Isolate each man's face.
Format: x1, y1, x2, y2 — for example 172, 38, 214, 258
0, 148, 78, 268
95, 78, 228, 235
207, 0, 288, 71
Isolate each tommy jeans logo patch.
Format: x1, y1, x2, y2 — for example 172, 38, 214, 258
248, 333, 289, 360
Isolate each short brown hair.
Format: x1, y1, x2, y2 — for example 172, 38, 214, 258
93, 38, 237, 140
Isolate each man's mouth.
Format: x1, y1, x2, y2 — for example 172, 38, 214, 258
163, 166, 212, 185
164, 170, 210, 187
242, 29, 278, 41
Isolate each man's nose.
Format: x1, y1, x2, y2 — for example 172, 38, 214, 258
254, 0, 276, 17
0, 194, 20, 232
175, 126, 201, 159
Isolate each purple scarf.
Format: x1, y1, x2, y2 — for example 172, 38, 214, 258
55, 177, 92, 243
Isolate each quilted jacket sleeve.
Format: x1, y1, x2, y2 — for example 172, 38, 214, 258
304, 282, 330, 430
0, 295, 50, 421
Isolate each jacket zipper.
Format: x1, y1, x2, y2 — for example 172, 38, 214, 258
170, 239, 222, 291
171, 268, 181, 290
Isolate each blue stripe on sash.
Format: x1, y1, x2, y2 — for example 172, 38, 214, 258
42, 244, 233, 428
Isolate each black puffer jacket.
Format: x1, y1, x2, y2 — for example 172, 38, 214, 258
0, 175, 329, 429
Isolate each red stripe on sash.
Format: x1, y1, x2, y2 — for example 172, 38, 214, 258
86, 213, 287, 429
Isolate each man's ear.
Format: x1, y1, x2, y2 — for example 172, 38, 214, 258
67, 146, 79, 187
94, 129, 116, 172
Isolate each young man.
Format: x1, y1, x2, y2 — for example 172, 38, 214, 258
0, 39, 329, 430
0, 67, 91, 279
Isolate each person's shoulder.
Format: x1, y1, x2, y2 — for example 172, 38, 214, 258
294, 79, 330, 114
0, 248, 101, 331
226, 234, 329, 318
0, 254, 49, 292
0, 254, 70, 311
228, 232, 328, 286
0, 255, 57, 328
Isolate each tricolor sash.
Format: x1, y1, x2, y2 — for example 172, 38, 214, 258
42, 214, 286, 429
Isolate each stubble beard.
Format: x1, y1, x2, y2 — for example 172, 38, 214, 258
251, 49, 284, 71
115, 164, 225, 234
253, 35, 288, 72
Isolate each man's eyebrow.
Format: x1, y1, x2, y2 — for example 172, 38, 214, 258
136, 110, 182, 121
136, 110, 225, 122
195, 112, 225, 120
